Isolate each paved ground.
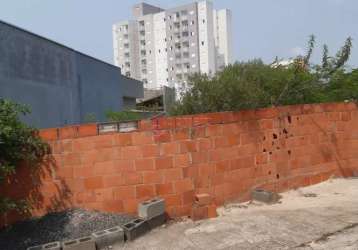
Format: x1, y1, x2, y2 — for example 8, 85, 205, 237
119, 178, 358, 250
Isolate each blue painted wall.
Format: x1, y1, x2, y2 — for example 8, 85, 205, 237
0, 20, 143, 128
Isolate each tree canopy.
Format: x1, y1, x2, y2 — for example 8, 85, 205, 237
170, 36, 356, 116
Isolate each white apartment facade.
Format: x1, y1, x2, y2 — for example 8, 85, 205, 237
113, 1, 233, 90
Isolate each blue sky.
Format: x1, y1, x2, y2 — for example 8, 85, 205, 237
1, 0, 357, 67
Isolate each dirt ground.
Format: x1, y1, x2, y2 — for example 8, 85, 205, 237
118, 178, 358, 250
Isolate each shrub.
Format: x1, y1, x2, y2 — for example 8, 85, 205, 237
0, 99, 49, 215
105, 110, 141, 122
170, 36, 356, 116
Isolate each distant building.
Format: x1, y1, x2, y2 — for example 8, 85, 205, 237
113, 1, 233, 90
0, 20, 143, 128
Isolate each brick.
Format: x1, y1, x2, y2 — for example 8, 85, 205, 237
115, 133, 132, 146
174, 179, 193, 193
92, 226, 124, 249
195, 193, 212, 206
174, 153, 191, 168
136, 184, 155, 199
114, 160, 135, 172
59, 126, 78, 140
191, 126, 206, 138
132, 131, 154, 145
94, 135, 114, 149
78, 124, 97, 137
155, 157, 173, 170
141, 144, 159, 158
191, 205, 208, 221
160, 142, 179, 155
94, 161, 116, 175
172, 128, 190, 140
179, 140, 197, 153
63, 153, 81, 166
207, 204, 218, 218
146, 213, 167, 230
155, 183, 174, 195
215, 160, 230, 173
197, 138, 212, 151
163, 168, 183, 182
39, 128, 58, 141
57, 167, 74, 179
138, 198, 165, 219
191, 151, 209, 164
206, 125, 223, 137
182, 190, 195, 205
103, 175, 124, 188
121, 146, 142, 160
123, 218, 150, 241
84, 177, 103, 190
153, 130, 171, 143
193, 114, 210, 126
74, 166, 94, 179
113, 186, 135, 200
135, 158, 155, 171
123, 199, 138, 214
62, 236, 96, 250
103, 200, 124, 213
27, 241, 61, 250
175, 116, 193, 128
163, 194, 182, 206
143, 171, 163, 184
139, 119, 153, 131
123, 171, 142, 185
255, 153, 268, 165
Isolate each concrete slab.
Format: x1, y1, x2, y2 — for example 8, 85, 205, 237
116, 178, 358, 250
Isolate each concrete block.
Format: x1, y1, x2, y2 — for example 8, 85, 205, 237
123, 218, 150, 241
92, 226, 124, 249
62, 236, 96, 250
138, 198, 165, 219
27, 242, 61, 250
146, 213, 167, 230
252, 189, 280, 203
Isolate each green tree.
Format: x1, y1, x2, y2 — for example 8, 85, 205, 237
0, 99, 49, 214
170, 36, 355, 116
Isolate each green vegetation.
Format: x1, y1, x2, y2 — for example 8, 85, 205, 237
0, 99, 49, 215
170, 36, 357, 116
105, 110, 141, 122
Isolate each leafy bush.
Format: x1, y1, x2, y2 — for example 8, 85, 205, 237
105, 110, 141, 122
171, 36, 356, 116
0, 99, 49, 215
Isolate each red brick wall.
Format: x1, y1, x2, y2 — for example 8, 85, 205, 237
1, 102, 358, 227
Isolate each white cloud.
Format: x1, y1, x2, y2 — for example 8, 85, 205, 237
290, 46, 305, 56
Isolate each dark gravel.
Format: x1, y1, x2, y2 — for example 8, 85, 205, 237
0, 208, 135, 250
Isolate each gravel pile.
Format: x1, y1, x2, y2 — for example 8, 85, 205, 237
0, 208, 135, 250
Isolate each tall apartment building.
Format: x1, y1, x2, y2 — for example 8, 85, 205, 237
113, 1, 233, 90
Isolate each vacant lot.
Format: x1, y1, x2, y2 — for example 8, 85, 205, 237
119, 178, 358, 250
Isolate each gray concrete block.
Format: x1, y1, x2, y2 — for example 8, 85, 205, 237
123, 218, 150, 241
62, 236, 96, 250
146, 213, 167, 230
27, 241, 61, 250
252, 189, 280, 203
138, 198, 165, 219
92, 226, 124, 249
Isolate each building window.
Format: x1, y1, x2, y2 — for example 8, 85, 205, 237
201, 41, 204, 46
191, 31, 195, 36
203, 19, 206, 24
191, 21, 195, 25
159, 49, 161, 53
164, 18, 166, 22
